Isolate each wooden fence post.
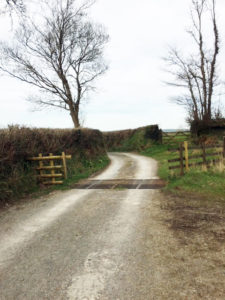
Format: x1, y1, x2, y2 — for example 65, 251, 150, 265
62, 152, 68, 179
179, 143, 184, 176
202, 143, 207, 167
38, 153, 43, 180
223, 136, 225, 159
184, 141, 189, 172
49, 153, 55, 184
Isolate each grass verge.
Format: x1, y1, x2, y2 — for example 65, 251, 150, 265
141, 144, 225, 205
1, 155, 110, 208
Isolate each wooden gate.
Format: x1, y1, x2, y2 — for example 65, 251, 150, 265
28, 152, 71, 185
163, 131, 191, 145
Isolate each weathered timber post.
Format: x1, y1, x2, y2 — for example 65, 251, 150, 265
184, 141, 189, 172
39, 153, 44, 179
223, 136, 225, 159
62, 152, 68, 179
179, 143, 184, 176
50, 153, 55, 184
202, 143, 207, 167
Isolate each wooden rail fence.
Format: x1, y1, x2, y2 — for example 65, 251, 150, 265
28, 152, 72, 185
168, 137, 225, 176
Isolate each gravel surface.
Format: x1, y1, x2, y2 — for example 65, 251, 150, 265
1, 153, 223, 299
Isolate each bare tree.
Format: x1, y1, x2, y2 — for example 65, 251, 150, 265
2, 0, 25, 14
165, 0, 220, 124
0, 0, 109, 128
5, 0, 23, 7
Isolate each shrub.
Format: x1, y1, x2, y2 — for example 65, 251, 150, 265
103, 125, 162, 151
190, 119, 225, 136
0, 126, 106, 203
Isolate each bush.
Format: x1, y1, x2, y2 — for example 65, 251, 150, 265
191, 119, 225, 136
0, 126, 107, 203
103, 125, 162, 151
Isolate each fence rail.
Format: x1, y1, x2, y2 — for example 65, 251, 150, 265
28, 152, 71, 185
169, 144, 222, 152
168, 137, 225, 175
163, 131, 191, 145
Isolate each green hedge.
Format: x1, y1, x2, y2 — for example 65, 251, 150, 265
0, 126, 107, 203
190, 119, 225, 135
103, 125, 162, 151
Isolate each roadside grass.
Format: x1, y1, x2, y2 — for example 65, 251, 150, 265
59, 155, 110, 190
2, 155, 110, 207
32, 154, 110, 194
0, 126, 108, 205
142, 144, 225, 205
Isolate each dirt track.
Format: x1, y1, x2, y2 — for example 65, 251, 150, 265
0, 153, 225, 299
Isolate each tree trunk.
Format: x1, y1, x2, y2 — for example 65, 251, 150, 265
70, 109, 80, 128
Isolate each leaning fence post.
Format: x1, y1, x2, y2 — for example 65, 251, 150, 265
179, 143, 184, 176
184, 141, 189, 172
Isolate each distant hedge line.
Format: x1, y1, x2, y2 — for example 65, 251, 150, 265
0, 126, 106, 203
103, 125, 162, 151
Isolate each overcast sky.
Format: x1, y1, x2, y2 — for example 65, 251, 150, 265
0, 0, 225, 131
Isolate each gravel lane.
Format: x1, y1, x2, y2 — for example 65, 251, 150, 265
0, 153, 173, 300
